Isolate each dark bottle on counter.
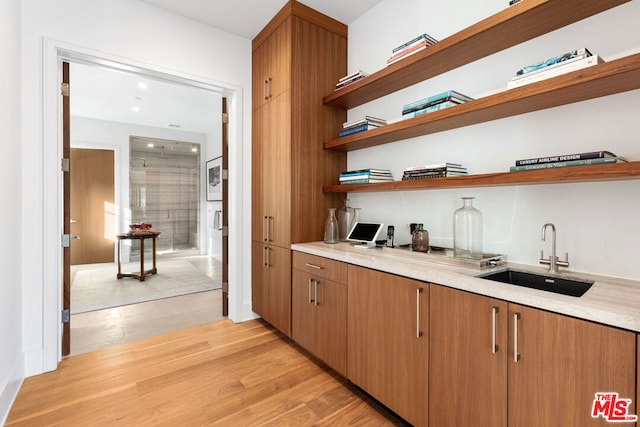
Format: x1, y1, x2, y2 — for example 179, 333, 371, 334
412, 223, 429, 252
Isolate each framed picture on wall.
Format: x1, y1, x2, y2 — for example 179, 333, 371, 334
206, 157, 222, 201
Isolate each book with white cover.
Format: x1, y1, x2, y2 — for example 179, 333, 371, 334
507, 55, 603, 89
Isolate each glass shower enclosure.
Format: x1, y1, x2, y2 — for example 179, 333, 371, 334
129, 136, 200, 256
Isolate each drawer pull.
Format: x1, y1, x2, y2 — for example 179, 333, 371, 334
513, 313, 521, 362
308, 279, 314, 304
314, 280, 319, 307
416, 288, 423, 338
492, 306, 498, 354
304, 263, 322, 270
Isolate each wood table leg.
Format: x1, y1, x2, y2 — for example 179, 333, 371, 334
117, 237, 123, 279
139, 238, 145, 282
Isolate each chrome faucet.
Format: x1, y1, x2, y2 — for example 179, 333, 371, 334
540, 223, 569, 273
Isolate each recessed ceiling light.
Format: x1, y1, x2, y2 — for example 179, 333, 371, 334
147, 143, 154, 148
191, 145, 198, 152
138, 82, 148, 90
131, 106, 139, 112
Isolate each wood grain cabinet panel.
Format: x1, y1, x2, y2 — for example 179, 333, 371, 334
429, 285, 508, 427
347, 265, 429, 427
251, 0, 347, 336
508, 303, 636, 427
292, 257, 347, 376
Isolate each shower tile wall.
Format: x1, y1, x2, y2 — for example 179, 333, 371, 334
130, 151, 200, 254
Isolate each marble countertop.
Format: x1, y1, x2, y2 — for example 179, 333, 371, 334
291, 242, 640, 333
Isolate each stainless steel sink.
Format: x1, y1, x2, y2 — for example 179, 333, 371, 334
476, 269, 594, 297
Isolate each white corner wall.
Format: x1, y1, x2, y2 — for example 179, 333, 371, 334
21, 0, 253, 377
0, 0, 24, 422
346, 0, 640, 280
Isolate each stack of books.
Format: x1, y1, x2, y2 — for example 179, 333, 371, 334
339, 116, 387, 137
402, 163, 468, 180
340, 168, 394, 185
510, 150, 628, 172
508, 48, 604, 88
335, 70, 369, 91
402, 90, 474, 118
387, 33, 438, 66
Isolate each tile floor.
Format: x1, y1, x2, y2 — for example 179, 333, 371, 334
70, 249, 226, 356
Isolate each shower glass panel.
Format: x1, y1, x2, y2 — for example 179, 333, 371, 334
129, 137, 200, 255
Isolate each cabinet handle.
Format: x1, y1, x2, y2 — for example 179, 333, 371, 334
263, 216, 268, 242
513, 313, 521, 362
314, 280, 319, 307
492, 306, 498, 354
264, 77, 272, 100
416, 288, 423, 338
304, 263, 322, 270
308, 278, 314, 304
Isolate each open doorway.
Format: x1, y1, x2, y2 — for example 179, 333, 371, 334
66, 61, 227, 355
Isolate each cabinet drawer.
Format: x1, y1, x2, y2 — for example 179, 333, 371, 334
292, 251, 347, 284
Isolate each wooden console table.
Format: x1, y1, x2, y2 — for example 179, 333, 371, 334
116, 232, 160, 281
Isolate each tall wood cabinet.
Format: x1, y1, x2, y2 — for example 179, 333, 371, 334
251, 1, 347, 336
347, 266, 429, 427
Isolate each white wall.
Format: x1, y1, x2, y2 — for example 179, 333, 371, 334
71, 116, 216, 260
346, 0, 640, 280
21, 0, 253, 377
0, 0, 24, 422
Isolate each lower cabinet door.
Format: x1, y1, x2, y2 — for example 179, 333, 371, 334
508, 303, 637, 427
348, 266, 428, 427
252, 242, 291, 337
291, 269, 315, 354
429, 285, 508, 427
313, 276, 347, 377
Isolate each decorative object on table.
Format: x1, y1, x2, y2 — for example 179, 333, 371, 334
324, 208, 339, 244
385, 225, 395, 248
411, 224, 429, 252
128, 223, 156, 235
387, 33, 438, 66
338, 199, 357, 241
206, 156, 222, 201
339, 168, 393, 184
453, 197, 483, 259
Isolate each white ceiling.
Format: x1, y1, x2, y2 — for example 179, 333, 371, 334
139, 0, 382, 39
71, 0, 382, 134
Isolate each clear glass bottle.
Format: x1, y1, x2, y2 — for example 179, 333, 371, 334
337, 199, 356, 241
324, 208, 339, 244
412, 223, 430, 252
453, 197, 483, 259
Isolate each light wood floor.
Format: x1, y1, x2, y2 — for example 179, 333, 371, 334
7, 319, 407, 426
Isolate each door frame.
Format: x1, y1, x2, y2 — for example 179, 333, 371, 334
42, 39, 251, 371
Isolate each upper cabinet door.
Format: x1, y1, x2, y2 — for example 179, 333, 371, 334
252, 18, 292, 110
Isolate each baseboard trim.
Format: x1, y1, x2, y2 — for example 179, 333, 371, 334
0, 357, 25, 425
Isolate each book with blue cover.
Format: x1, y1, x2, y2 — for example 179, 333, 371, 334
402, 91, 473, 115
515, 48, 592, 76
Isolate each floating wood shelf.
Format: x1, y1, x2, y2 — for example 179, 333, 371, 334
323, 161, 640, 193
323, 0, 630, 110
324, 54, 640, 152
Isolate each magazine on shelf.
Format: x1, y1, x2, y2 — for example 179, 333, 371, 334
387, 45, 430, 66
392, 33, 438, 53
340, 178, 394, 185
515, 48, 592, 76
507, 55, 603, 88
405, 162, 465, 171
402, 90, 474, 114
402, 170, 467, 180
343, 116, 387, 128
403, 101, 462, 118
515, 150, 626, 166
339, 123, 383, 137
340, 173, 393, 181
387, 40, 434, 63
509, 157, 622, 172
340, 168, 392, 176
338, 70, 369, 83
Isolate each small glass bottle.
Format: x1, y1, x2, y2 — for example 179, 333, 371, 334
412, 223, 430, 252
337, 199, 356, 241
324, 208, 339, 244
453, 197, 483, 259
